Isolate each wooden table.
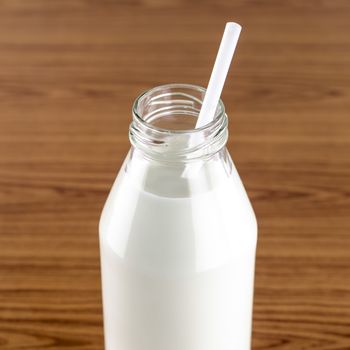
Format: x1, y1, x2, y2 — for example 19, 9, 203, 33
0, 1, 349, 349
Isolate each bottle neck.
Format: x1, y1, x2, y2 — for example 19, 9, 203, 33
129, 84, 228, 163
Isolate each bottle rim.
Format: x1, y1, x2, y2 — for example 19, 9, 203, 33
132, 83, 225, 134
130, 83, 228, 162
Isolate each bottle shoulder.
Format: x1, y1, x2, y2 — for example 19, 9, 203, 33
100, 148, 257, 234
99, 149, 257, 273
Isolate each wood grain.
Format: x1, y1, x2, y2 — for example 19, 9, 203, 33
0, 0, 349, 349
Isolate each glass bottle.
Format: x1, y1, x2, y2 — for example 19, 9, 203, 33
99, 84, 257, 350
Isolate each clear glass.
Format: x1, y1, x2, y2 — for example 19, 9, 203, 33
99, 84, 257, 350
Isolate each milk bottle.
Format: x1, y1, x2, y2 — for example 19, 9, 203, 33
99, 84, 257, 350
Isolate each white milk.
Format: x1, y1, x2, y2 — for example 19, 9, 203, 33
99, 150, 257, 350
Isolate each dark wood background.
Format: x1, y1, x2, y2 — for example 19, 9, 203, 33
0, 1, 349, 349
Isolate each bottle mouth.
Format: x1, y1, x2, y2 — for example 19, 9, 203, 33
130, 83, 228, 162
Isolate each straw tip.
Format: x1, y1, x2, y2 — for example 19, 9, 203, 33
226, 22, 242, 32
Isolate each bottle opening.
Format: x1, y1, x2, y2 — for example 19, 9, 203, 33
130, 84, 228, 161
151, 114, 196, 131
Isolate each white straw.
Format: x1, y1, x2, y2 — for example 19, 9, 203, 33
196, 22, 241, 128
182, 22, 241, 178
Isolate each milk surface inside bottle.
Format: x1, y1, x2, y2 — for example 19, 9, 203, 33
99, 84, 257, 350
